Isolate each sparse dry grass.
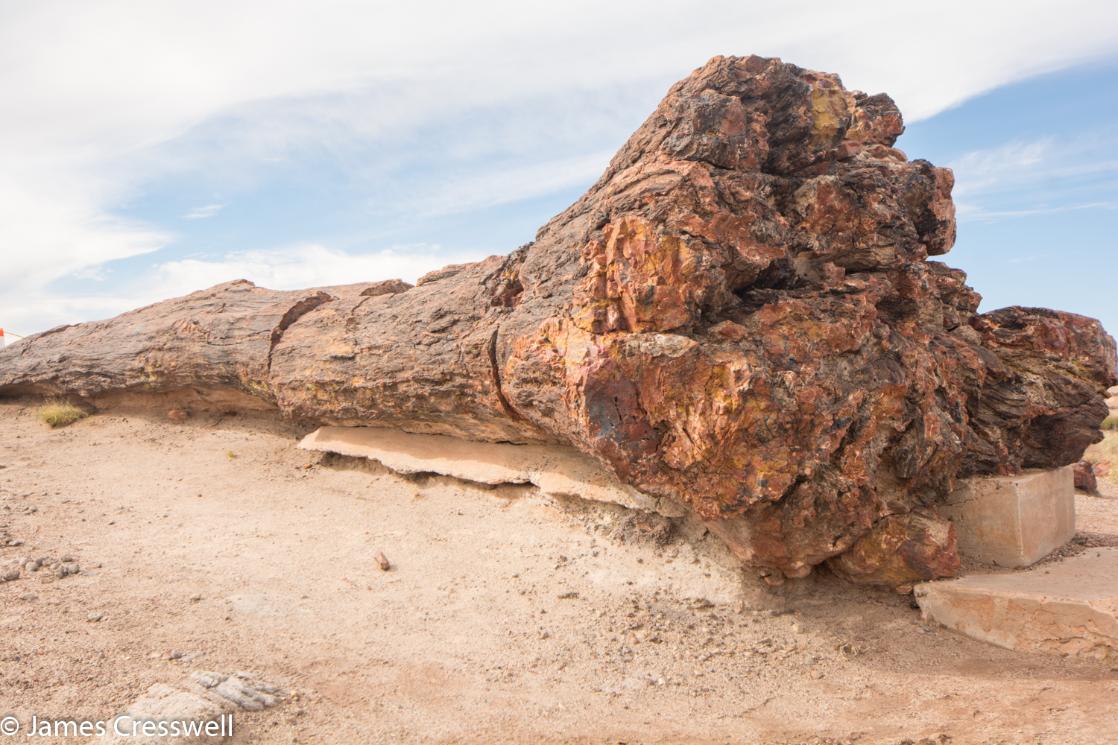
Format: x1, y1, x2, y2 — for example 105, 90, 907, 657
1103, 414, 1118, 431
1085, 430, 1118, 488
38, 400, 87, 428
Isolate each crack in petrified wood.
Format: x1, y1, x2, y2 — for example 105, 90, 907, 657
266, 292, 335, 375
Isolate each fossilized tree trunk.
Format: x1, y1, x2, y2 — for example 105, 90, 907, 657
2, 55, 1115, 588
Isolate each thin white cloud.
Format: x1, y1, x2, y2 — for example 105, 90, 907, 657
412, 150, 617, 217
182, 203, 224, 220
0, 243, 487, 337
950, 133, 1118, 220
0, 290, 155, 339
2, 0, 1118, 333
151, 243, 487, 300
950, 139, 1055, 197
958, 201, 1118, 221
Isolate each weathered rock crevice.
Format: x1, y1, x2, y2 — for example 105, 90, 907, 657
487, 327, 523, 422
267, 291, 335, 374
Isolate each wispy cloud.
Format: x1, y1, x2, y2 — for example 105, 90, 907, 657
950, 139, 1055, 197
0, 242, 489, 337
958, 201, 1118, 221
411, 150, 615, 217
150, 243, 488, 300
182, 203, 224, 220
950, 133, 1118, 221
3, 1, 1118, 333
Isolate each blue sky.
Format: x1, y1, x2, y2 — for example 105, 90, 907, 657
903, 61, 1118, 335
1, 1, 1116, 340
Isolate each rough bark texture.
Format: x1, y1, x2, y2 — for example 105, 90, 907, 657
2, 55, 1115, 587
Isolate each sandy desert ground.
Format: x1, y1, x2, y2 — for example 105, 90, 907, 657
2, 399, 1118, 745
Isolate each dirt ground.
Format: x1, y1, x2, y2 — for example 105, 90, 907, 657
2, 399, 1117, 745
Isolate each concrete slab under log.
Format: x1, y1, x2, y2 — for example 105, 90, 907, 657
941, 467, 1075, 568
298, 426, 687, 517
914, 548, 1118, 660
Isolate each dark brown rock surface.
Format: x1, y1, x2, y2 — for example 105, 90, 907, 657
1074, 461, 1099, 494
2, 55, 1114, 587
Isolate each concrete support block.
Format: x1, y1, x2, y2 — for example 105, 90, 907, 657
915, 548, 1118, 660
940, 466, 1074, 567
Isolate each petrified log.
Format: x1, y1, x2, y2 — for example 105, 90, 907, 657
2, 55, 1115, 588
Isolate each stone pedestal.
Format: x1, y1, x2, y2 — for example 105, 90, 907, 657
915, 548, 1118, 660
941, 466, 1075, 568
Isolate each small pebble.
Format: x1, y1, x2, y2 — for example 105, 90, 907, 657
56, 562, 80, 578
